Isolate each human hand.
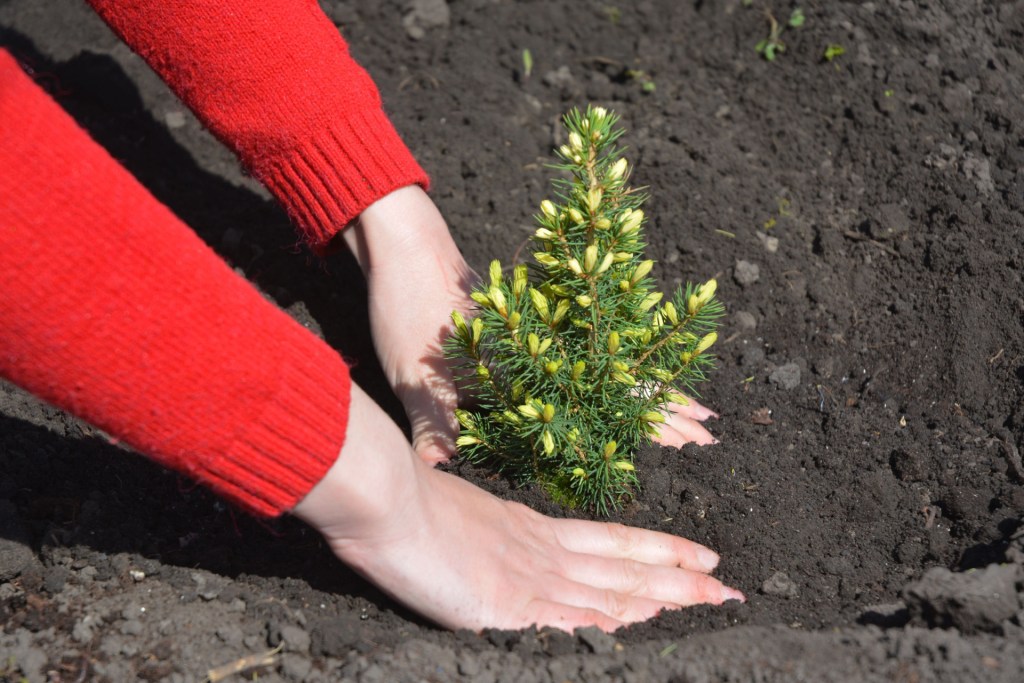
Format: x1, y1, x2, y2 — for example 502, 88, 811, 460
654, 398, 719, 448
292, 383, 744, 632
343, 186, 477, 464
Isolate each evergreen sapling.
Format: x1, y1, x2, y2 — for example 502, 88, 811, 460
447, 106, 723, 515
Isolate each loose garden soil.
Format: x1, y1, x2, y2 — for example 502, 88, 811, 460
2, 0, 1024, 681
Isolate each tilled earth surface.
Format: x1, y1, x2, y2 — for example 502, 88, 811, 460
2, 1, 1024, 681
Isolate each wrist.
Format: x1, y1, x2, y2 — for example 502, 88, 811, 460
342, 185, 463, 278
291, 383, 422, 539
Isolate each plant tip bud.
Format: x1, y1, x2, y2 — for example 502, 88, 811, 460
527, 332, 540, 357
513, 264, 528, 296
489, 286, 507, 316
451, 310, 468, 334
571, 360, 586, 380
518, 403, 541, 420
638, 291, 663, 312
552, 299, 570, 325
607, 158, 628, 182
542, 430, 555, 454
535, 252, 560, 267
607, 331, 621, 354
696, 331, 718, 354
663, 301, 679, 325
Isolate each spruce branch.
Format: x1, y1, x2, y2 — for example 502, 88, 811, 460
446, 106, 723, 515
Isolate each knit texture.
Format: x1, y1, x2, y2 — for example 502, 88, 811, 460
88, 0, 429, 249
0, 51, 351, 517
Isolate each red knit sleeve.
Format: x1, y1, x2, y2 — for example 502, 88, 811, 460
0, 51, 350, 517
86, 0, 429, 250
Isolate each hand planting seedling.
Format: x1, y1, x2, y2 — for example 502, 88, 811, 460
447, 106, 722, 514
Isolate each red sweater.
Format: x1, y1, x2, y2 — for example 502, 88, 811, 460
0, 1, 428, 516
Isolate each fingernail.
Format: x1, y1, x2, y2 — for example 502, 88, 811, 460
721, 586, 746, 603
696, 547, 720, 571
711, 438, 720, 445
696, 406, 718, 420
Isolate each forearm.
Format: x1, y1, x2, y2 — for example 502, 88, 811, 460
86, 0, 428, 249
0, 51, 349, 516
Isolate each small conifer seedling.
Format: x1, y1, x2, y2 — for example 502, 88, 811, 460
446, 106, 722, 514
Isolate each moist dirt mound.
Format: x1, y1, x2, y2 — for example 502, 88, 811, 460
2, 1, 1024, 681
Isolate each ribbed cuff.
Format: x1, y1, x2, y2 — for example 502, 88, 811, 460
258, 107, 430, 251
197, 335, 352, 518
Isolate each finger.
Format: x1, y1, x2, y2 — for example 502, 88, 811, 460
414, 441, 452, 466
669, 399, 717, 421
540, 575, 679, 624
550, 519, 720, 571
655, 416, 716, 447
404, 376, 460, 464
521, 599, 626, 633
560, 554, 745, 606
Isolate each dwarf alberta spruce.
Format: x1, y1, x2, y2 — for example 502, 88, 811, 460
446, 106, 722, 515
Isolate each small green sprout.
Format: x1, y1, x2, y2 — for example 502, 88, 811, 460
884, 88, 895, 97
755, 7, 805, 62
823, 44, 846, 62
626, 68, 656, 94
522, 49, 534, 80
603, 5, 622, 25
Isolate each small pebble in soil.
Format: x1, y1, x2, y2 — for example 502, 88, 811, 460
868, 203, 911, 240
769, 362, 802, 390
402, 0, 450, 40
756, 231, 779, 253
761, 571, 799, 598
733, 259, 760, 287
164, 110, 186, 129
732, 310, 757, 332
543, 65, 575, 92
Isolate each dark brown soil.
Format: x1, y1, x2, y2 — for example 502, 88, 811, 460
2, 1, 1024, 681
